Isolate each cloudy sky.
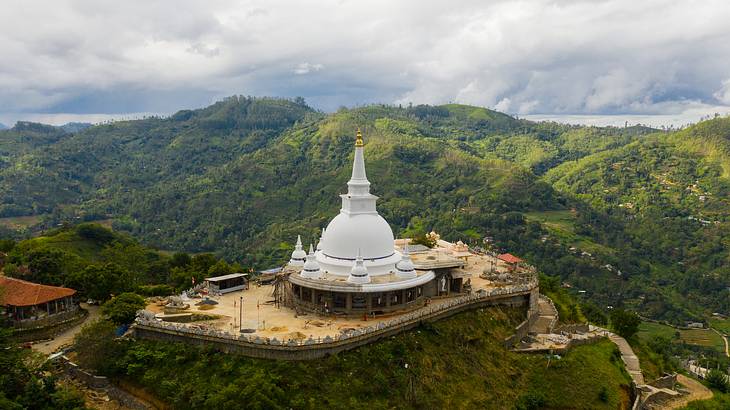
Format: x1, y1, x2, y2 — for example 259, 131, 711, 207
2, 0, 730, 126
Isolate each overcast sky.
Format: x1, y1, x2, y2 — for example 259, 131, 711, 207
2, 0, 730, 126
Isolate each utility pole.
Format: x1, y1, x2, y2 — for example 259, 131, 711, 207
239, 296, 243, 332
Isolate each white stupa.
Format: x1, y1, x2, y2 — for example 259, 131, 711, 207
347, 249, 371, 284
395, 243, 417, 279
301, 244, 322, 279
315, 128, 401, 276
289, 235, 306, 266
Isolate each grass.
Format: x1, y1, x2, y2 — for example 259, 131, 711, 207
14, 228, 108, 262
525, 209, 614, 255
637, 321, 677, 340
0, 214, 44, 229
709, 318, 730, 335
637, 321, 726, 353
683, 391, 730, 409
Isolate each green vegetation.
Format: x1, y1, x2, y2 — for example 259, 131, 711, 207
0, 329, 87, 409
683, 393, 730, 410
101, 292, 147, 325
705, 370, 729, 393
610, 309, 641, 339
633, 321, 729, 380
0, 97, 728, 324
75, 308, 631, 410
710, 318, 730, 335
2, 223, 237, 301
637, 322, 727, 354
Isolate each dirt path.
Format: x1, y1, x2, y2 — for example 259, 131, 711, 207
661, 374, 713, 409
33, 303, 100, 355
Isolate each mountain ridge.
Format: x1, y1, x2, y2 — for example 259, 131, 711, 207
0, 96, 728, 323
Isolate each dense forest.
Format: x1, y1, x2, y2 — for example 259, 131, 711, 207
1, 96, 728, 324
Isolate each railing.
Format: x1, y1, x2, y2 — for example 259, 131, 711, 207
135, 279, 538, 350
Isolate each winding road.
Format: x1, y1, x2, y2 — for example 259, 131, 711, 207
32, 303, 100, 355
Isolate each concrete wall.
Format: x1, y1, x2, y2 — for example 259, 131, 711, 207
135, 284, 539, 361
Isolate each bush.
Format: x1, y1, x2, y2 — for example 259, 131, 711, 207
516, 392, 547, 410
610, 309, 641, 339
706, 369, 729, 393
101, 292, 146, 325
76, 223, 116, 244
137, 284, 174, 297
73, 319, 122, 373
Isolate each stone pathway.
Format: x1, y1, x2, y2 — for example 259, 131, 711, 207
589, 326, 645, 385
531, 296, 557, 334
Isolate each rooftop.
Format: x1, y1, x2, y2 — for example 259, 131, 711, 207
497, 253, 523, 264
205, 273, 249, 282
0, 276, 76, 307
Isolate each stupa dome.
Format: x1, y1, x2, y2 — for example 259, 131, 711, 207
321, 213, 395, 260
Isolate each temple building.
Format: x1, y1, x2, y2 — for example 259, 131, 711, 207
0, 276, 78, 325
284, 129, 468, 316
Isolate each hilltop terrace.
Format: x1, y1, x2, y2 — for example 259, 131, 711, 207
139, 239, 538, 344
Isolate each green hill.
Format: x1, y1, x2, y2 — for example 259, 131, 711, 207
80, 307, 631, 410
0, 97, 728, 323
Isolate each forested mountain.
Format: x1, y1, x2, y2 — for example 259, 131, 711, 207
1, 96, 728, 323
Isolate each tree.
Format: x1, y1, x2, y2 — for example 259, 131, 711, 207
73, 319, 121, 373
610, 309, 641, 339
706, 369, 729, 393
0, 328, 87, 409
101, 292, 146, 325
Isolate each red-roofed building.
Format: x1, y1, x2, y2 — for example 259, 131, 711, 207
0, 276, 78, 324
497, 253, 523, 272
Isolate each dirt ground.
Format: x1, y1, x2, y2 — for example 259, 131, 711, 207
662, 374, 713, 409
145, 252, 525, 342
32, 303, 101, 355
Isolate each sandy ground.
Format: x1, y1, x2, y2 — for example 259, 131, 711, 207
661, 374, 713, 409
146, 252, 526, 342
32, 303, 100, 355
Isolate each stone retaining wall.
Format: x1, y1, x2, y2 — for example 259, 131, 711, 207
12, 308, 88, 342
134, 282, 539, 361
55, 356, 154, 409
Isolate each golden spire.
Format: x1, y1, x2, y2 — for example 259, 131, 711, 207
355, 127, 364, 147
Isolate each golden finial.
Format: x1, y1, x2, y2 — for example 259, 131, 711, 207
355, 127, 364, 147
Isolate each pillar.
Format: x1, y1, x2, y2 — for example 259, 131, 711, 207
346, 293, 352, 311
386, 292, 391, 308
298, 286, 303, 300
366, 294, 372, 312
311, 289, 316, 305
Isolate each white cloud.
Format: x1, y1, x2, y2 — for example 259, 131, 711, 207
0, 0, 729, 122
293, 62, 324, 75
714, 79, 730, 105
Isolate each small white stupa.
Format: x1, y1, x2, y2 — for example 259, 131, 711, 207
289, 235, 306, 266
301, 244, 322, 279
347, 249, 371, 284
395, 243, 417, 279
